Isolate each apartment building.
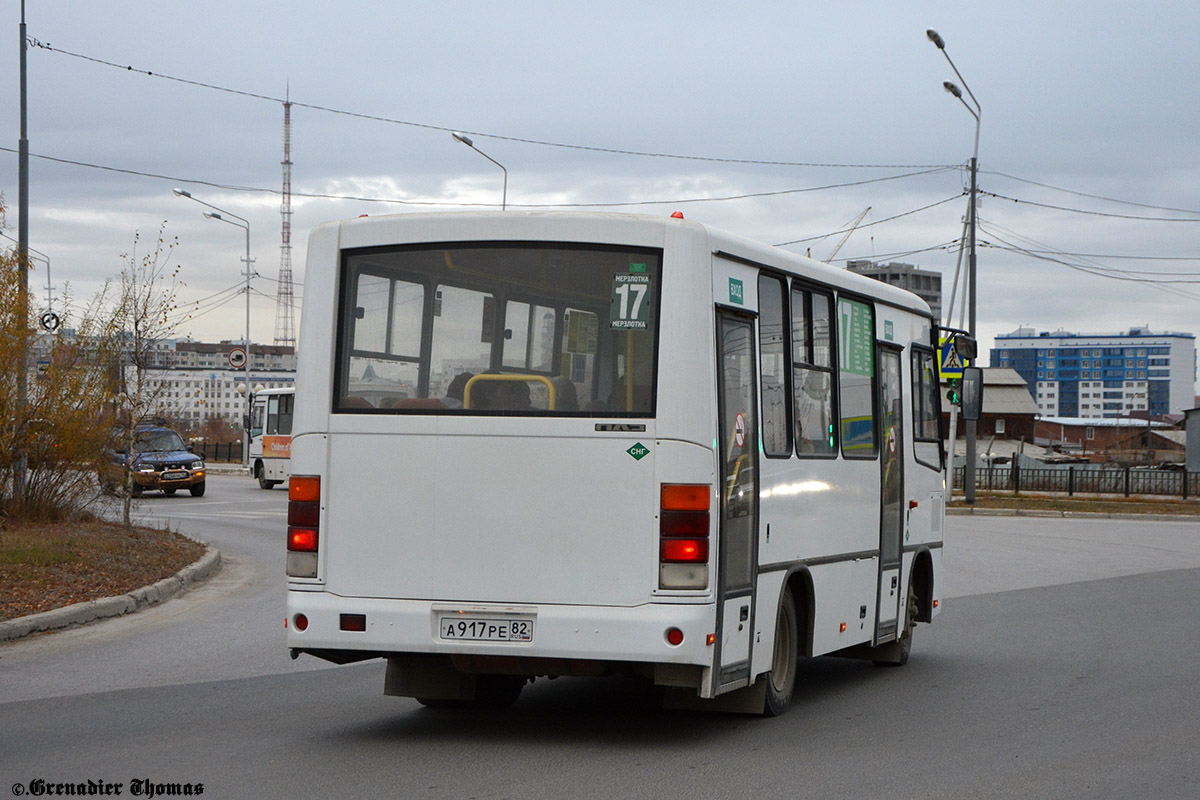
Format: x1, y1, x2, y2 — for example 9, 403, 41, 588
991, 326, 1196, 418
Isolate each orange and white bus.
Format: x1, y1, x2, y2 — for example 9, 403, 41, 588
249, 386, 294, 489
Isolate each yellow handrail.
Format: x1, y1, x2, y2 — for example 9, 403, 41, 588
463, 374, 557, 410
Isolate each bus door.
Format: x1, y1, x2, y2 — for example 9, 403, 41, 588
876, 344, 905, 641
715, 311, 759, 691
249, 396, 266, 459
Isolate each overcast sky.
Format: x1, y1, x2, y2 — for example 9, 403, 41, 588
2, 1, 1197, 386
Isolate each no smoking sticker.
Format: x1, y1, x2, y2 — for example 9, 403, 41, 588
734, 413, 746, 449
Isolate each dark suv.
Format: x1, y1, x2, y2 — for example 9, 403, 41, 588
107, 425, 206, 497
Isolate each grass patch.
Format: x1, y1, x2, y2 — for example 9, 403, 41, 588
0, 520, 207, 622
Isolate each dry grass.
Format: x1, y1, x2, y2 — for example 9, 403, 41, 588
0, 519, 206, 622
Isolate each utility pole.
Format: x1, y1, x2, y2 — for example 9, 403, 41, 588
928, 28, 982, 504
15, 0, 30, 496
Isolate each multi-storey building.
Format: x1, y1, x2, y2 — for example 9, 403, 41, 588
846, 260, 942, 322
127, 340, 296, 426
32, 332, 296, 426
140, 367, 294, 425
991, 326, 1197, 418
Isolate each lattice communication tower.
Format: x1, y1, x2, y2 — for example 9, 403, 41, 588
273, 96, 297, 348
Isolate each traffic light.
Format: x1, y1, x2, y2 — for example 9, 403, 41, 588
946, 377, 961, 406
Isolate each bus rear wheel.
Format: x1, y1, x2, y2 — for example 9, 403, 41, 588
763, 587, 798, 716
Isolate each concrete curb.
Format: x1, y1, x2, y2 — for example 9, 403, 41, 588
947, 507, 1198, 522
204, 464, 248, 476
0, 545, 222, 643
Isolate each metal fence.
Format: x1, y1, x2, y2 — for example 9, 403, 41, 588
953, 464, 1199, 499
192, 442, 242, 463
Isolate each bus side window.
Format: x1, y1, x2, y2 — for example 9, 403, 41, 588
836, 296, 877, 458
758, 274, 790, 457
278, 393, 294, 436
911, 349, 940, 441
791, 286, 836, 456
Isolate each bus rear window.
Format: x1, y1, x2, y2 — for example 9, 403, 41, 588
335, 243, 661, 416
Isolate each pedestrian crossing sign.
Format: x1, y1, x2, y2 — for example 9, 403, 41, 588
938, 336, 968, 379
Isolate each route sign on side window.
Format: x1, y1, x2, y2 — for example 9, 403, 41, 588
611, 274, 652, 330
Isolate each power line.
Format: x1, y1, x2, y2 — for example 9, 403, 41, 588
31, 39, 953, 170
979, 219, 1200, 280
978, 221, 1200, 304
0, 145, 955, 209
982, 170, 1200, 216
774, 195, 965, 247
982, 191, 1200, 222
833, 240, 963, 264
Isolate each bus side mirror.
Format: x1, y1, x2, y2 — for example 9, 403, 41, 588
243, 413, 251, 430
961, 367, 983, 421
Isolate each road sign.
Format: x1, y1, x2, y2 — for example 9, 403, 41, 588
228, 348, 247, 369
937, 336, 968, 380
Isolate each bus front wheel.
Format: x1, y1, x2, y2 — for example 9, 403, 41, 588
763, 587, 798, 716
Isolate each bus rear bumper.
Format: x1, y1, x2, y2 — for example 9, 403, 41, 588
285, 590, 717, 668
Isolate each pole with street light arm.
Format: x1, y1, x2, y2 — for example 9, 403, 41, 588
15, 0, 30, 495
173, 189, 255, 468
451, 132, 508, 210
928, 29, 982, 504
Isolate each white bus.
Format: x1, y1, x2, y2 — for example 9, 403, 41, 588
286, 211, 950, 714
249, 386, 294, 489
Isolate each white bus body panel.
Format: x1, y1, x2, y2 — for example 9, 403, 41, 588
287, 211, 945, 701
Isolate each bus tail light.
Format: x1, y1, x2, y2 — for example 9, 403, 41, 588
287, 475, 321, 578
659, 483, 710, 590
660, 538, 709, 562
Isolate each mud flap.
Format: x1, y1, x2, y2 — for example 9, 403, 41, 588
662, 679, 767, 715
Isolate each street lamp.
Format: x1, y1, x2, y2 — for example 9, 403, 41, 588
0, 233, 52, 321
928, 28, 983, 504
173, 188, 255, 469
451, 132, 508, 210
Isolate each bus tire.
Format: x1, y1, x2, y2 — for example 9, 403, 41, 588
258, 477, 279, 490
763, 587, 798, 716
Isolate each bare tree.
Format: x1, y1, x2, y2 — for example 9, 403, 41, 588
92, 224, 187, 527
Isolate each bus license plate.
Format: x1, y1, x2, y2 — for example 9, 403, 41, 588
439, 616, 534, 643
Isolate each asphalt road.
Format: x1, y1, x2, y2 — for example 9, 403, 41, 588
2, 478, 1199, 799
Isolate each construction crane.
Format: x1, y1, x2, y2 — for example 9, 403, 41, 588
825, 207, 870, 263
